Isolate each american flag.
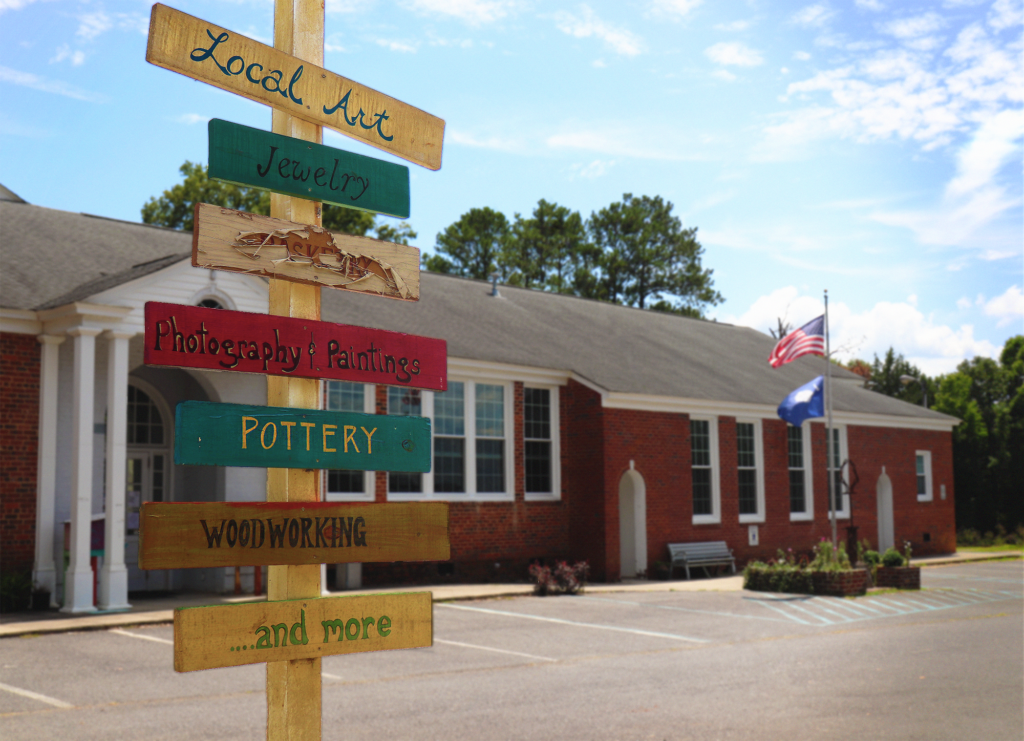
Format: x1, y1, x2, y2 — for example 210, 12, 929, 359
769, 315, 826, 368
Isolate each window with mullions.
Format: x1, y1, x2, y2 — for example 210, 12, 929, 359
388, 388, 423, 494
475, 384, 505, 492
434, 382, 465, 493
691, 420, 713, 516
825, 426, 849, 517
737, 422, 758, 516
916, 450, 933, 501
788, 425, 806, 515
127, 386, 164, 445
326, 382, 366, 495
524, 388, 552, 494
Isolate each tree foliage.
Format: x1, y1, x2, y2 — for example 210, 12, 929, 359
424, 194, 722, 317
866, 347, 934, 407
142, 161, 404, 240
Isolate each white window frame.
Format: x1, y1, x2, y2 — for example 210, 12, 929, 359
523, 384, 561, 502
387, 379, 515, 502
691, 416, 721, 525
916, 450, 933, 502
323, 383, 376, 502
736, 419, 766, 524
788, 421, 815, 522
826, 424, 850, 521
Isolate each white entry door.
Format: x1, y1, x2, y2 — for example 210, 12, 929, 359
877, 471, 895, 552
125, 452, 171, 591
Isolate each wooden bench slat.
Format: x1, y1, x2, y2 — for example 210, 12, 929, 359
666, 541, 736, 580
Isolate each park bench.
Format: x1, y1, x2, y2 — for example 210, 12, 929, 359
667, 541, 736, 580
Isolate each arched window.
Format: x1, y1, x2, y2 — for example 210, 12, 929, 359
127, 385, 164, 445
197, 298, 223, 309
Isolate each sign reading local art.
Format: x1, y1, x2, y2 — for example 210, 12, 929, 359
143, 302, 447, 390
208, 119, 410, 218
146, 4, 444, 170
138, 501, 450, 570
175, 400, 430, 471
173, 592, 433, 672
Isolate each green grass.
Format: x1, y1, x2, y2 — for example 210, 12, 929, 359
957, 544, 1024, 553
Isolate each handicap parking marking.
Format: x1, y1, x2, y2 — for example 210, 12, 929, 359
0, 681, 74, 709
582, 595, 790, 623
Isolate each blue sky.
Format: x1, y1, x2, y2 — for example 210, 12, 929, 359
2, 0, 1021, 375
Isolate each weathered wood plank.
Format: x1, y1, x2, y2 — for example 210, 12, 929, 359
174, 592, 432, 672
146, 4, 444, 170
138, 501, 450, 570
143, 302, 448, 391
175, 401, 430, 471
208, 119, 410, 218
193, 203, 420, 300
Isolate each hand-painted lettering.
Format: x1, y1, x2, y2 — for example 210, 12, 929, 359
281, 421, 295, 449
301, 422, 314, 451
241, 417, 258, 448
200, 519, 226, 548
323, 424, 337, 453
343, 425, 359, 453
354, 516, 367, 547
361, 426, 377, 454
322, 89, 395, 142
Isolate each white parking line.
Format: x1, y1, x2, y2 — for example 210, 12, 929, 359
439, 604, 709, 643
110, 628, 173, 645
435, 638, 557, 662
322, 672, 343, 680
0, 681, 74, 709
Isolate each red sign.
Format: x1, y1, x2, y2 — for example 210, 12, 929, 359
144, 302, 447, 390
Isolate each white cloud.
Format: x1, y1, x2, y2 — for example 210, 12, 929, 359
712, 69, 737, 81
705, 41, 763, 66
77, 11, 112, 40
879, 12, 945, 39
592, 58, 606, 68
793, 50, 811, 61
649, 0, 703, 19
376, 38, 418, 53
791, 4, 836, 28
957, 296, 973, 310
570, 159, 614, 179
856, 0, 885, 10
554, 5, 645, 56
546, 127, 712, 161
715, 19, 751, 32
0, 65, 106, 102
50, 45, 85, 66
401, 0, 515, 24
725, 286, 1002, 374
448, 129, 524, 152
989, 0, 1023, 32
326, 0, 362, 13
175, 114, 210, 125
983, 285, 1024, 327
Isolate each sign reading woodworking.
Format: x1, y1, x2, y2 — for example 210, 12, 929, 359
138, 501, 449, 570
143, 302, 447, 391
175, 400, 430, 471
208, 119, 410, 218
193, 203, 420, 299
146, 4, 444, 170
174, 592, 432, 672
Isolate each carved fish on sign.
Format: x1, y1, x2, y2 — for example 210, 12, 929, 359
232, 226, 411, 299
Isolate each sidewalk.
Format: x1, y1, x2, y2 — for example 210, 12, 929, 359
1, 550, 1014, 638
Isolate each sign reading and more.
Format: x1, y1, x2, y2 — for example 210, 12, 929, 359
143, 302, 447, 391
175, 400, 430, 471
146, 4, 444, 170
174, 592, 433, 672
138, 501, 450, 570
208, 119, 410, 218
193, 204, 420, 299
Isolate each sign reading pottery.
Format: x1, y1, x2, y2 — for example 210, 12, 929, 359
143, 302, 448, 390
208, 119, 410, 218
146, 4, 444, 170
138, 501, 450, 570
174, 592, 433, 672
193, 203, 419, 299
175, 400, 430, 471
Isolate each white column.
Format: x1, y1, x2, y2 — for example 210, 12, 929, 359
62, 326, 100, 614
33, 334, 65, 607
99, 330, 132, 610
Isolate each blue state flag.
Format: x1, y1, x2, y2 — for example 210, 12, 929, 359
777, 376, 824, 427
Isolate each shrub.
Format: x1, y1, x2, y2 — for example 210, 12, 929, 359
881, 547, 905, 568
529, 560, 590, 596
0, 570, 32, 613
863, 550, 881, 567
810, 540, 851, 572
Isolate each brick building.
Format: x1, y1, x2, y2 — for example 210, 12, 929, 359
0, 186, 959, 612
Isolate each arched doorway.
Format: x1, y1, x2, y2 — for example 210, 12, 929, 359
618, 468, 647, 578
877, 469, 895, 552
125, 380, 174, 592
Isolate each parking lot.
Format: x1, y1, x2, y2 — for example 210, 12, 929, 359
2, 560, 1021, 740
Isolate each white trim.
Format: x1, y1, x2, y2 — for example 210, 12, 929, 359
188, 285, 238, 311
448, 357, 569, 386
524, 384, 561, 502
690, 416, 721, 525
323, 382, 376, 502
915, 450, 933, 502
0, 308, 42, 334
736, 418, 765, 524
38, 302, 134, 336
789, 420, 815, 522
819, 423, 850, 521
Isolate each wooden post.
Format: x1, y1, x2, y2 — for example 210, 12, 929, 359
267, 2, 324, 740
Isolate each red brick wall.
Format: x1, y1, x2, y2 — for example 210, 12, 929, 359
1, 333, 40, 574
563, 380, 608, 579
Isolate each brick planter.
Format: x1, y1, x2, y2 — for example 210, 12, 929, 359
745, 569, 866, 597
875, 566, 921, 590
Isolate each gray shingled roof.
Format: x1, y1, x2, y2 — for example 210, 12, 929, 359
0, 201, 192, 310
0, 199, 954, 423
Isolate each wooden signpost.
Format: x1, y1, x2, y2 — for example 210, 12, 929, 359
143, 301, 448, 390
209, 119, 410, 218
144, 2, 447, 738
139, 501, 449, 570
193, 203, 420, 299
174, 592, 433, 672
146, 3, 444, 170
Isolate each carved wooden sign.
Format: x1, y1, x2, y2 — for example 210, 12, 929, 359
208, 119, 410, 218
193, 203, 419, 299
146, 4, 444, 170
174, 592, 433, 672
138, 501, 450, 570
143, 302, 448, 391
175, 400, 430, 471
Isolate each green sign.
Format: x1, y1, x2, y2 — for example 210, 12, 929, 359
208, 119, 411, 218
175, 401, 429, 471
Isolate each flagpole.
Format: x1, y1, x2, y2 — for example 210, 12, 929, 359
824, 289, 836, 548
